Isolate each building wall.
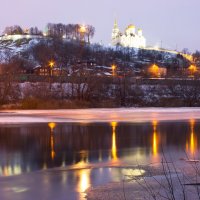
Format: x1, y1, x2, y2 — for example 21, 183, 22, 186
0, 34, 44, 41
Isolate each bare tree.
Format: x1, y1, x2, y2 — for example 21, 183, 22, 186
86, 25, 95, 43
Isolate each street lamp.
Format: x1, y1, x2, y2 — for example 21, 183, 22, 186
49, 60, 55, 68
79, 25, 87, 33
79, 25, 87, 42
48, 60, 55, 89
111, 64, 117, 77
78, 25, 87, 59
148, 64, 160, 77
188, 64, 197, 75
49, 60, 55, 76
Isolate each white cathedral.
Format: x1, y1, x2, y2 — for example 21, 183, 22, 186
111, 20, 146, 48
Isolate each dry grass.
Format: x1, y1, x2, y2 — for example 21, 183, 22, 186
0, 98, 91, 109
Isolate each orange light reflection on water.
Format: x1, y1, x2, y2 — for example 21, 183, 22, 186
0, 164, 22, 176
111, 122, 118, 161
50, 134, 55, 160
152, 120, 158, 155
153, 131, 158, 156
152, 120, 160, 162
186, 120, 197, 155
74, 151, 91, 199
75, 169, 91, 200
48, 122, 56, 131
48, 122, 56, 160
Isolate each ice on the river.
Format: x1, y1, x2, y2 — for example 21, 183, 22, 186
0, 108, 200, 123
1, 160, 200, 200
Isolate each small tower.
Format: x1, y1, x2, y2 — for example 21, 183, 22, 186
138, 28, 143, 37
111, 20, 120, 45
137, 28, 146, 48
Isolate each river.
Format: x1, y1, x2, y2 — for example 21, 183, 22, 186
0, 109, 199, 199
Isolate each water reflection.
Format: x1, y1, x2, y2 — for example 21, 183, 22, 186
186, 119, 198, 155
122, 168, 145, 178
0, 121, 200, 176
76, 169, 91, 192
0, 164, 22, 176
73, 149, 91, 199
74, 151, 89, 168
111, 122, 118, 161
48, 122, 56, 160
152, 120, 158, 156
151, 120, 160, 162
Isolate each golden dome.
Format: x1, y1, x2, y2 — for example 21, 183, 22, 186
127, 24, 135, 30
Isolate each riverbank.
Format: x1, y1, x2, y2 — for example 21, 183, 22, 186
2, 79, 200, 109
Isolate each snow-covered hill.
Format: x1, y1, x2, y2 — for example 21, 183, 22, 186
0, 36, 42, 62
0, 35, 190, 72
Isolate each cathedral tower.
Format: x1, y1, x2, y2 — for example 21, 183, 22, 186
138, 28, 143, 37
111, 20, 120, 45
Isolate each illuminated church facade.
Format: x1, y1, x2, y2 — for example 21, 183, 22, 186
111, 20, 146, 48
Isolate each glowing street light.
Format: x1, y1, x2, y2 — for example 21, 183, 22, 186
79, 25, 87, 33
49, 60, 55, 69
148, 64, 160, 77
79, 25, 87, 43
111, 64, 117, 76
188, 64, 197, 75
48, 60, 55, 76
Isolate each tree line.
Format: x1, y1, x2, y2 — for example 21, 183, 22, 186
46, 23, 95, 43
3, 25, 42, 36
2, 23, 95, 43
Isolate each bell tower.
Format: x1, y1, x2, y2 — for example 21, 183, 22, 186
111, 19, 120, 45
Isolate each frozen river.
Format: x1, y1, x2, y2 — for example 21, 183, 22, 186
1, 108, 200, 123
0, 108, 200, 200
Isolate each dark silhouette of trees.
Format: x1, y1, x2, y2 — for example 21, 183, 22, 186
31, 42, 55, 67
193, 51, 200, 66
85, 25, 95, 43
3, 25, 24, 35
2, 25, 42, 36
29, 27, 42, 35
45, 23, 95, 43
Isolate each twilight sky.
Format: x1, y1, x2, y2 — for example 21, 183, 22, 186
0, 0, 199, 52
